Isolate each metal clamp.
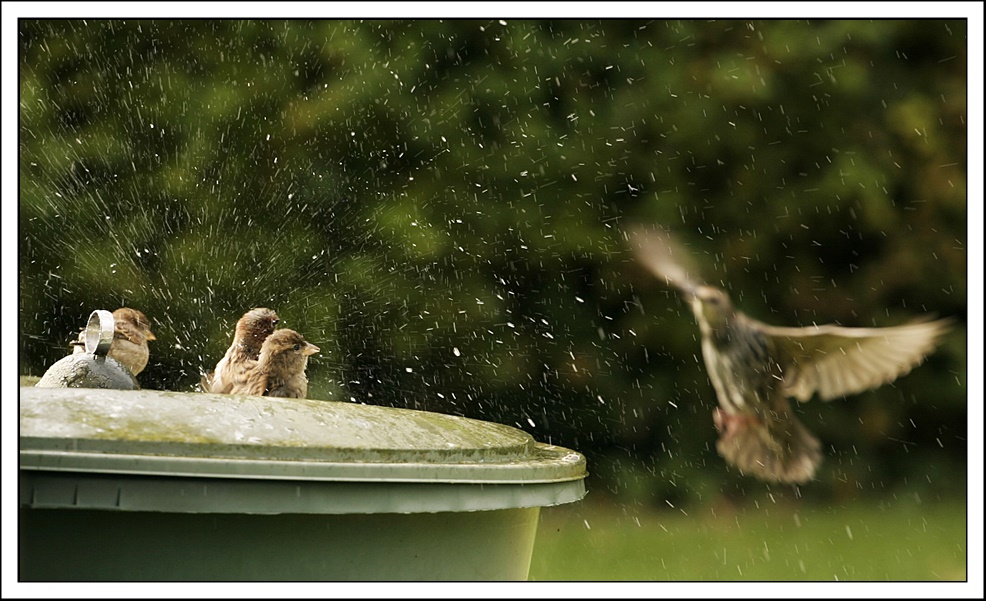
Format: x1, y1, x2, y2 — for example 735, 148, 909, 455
84, 310, 115, 356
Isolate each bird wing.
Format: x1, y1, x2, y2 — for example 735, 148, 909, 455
114, 323, 141, 344
761, 317, 952, 401
626, 226, 704, 295
227, 363, 267, 396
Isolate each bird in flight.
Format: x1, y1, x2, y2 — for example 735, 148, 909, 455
628, 226, 952, 484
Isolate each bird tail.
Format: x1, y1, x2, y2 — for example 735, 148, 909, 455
200, 371, 215, 393
713, 408, 822, 484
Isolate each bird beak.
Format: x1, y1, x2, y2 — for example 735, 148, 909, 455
303, 344, 320, 356
145, 331, 157, 341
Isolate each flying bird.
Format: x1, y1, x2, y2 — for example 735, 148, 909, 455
201, 307, 279, 393
72, 307, 156, 376
228, 328, 320, 399
628, 226, 952, 484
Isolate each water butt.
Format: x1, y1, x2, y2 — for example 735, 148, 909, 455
19, 387, 587, 581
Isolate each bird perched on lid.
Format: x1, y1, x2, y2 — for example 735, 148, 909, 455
228, 328, 320, 399
201, 307, 279, 393
71, 307, 156, 376
628, 226, 953, 484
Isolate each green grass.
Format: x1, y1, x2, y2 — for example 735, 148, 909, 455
530, 497, 967, 581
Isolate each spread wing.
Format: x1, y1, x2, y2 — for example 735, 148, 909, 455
761, 318, 952, 401
626, 225, 704, 295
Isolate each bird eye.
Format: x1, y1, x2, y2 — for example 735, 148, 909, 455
272, 319, 279, 326
293, 343, 300, 351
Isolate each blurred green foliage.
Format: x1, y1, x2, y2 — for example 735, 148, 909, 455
19, 20, 967, 505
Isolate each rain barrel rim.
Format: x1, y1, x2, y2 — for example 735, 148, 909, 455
19, 469, 587, 514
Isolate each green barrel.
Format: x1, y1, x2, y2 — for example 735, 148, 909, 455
19, 387, 587, 581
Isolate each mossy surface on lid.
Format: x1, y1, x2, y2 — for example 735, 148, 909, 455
20, 386, 587, 496
20, 387, 539, 463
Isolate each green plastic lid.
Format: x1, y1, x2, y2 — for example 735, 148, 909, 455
19, 387, 587, 515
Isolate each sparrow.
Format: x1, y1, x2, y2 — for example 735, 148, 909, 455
201, 307, 279, 393
71, 307, 156, 376
228, 328, 320, 399
628, 226, 952, 484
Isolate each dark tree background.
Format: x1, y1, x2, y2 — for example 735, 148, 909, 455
18, 19, 968, 506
